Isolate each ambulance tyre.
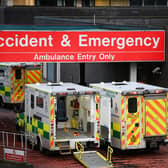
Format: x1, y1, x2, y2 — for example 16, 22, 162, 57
13, 105, 18, 113
100, 139, 106, 149
37, 136, 45, 154
14, 104, 22, 113
0, 97, 5, 108
147, 142, 159, 151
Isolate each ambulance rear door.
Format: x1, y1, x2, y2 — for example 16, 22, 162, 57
25, 66, 42, 84
125, 96, 143, 149
12, 67, 24, 103
145, 94, 166, 137
100, 96, 111, 142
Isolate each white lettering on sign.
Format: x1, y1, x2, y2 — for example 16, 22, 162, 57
0, 34, 54, 47
4, 148, 24, 156
79, 34, 160, 49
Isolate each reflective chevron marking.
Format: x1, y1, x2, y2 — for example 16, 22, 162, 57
121, 96, 125, 149
146, 99, 166, 136
26, 70, 41, 84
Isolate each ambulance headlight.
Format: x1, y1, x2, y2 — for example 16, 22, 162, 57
59, 82, 63, 85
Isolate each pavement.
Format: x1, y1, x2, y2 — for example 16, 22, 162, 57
0, 160, 33, 168
1, 107, 168, 168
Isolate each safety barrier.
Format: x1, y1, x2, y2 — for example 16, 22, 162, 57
0, 131, 32, 163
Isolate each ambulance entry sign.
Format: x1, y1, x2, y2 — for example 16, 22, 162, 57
0, 30, 165, 62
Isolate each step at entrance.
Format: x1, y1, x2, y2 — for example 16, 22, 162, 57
58, 141, 71, 155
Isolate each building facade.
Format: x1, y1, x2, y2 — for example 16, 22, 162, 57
0, 1, 167, 87
0, 0, 168, 7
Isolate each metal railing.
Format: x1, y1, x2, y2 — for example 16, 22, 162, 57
107, 145, 113, 164
0, 131, 32, 163
75, 142, 84, 159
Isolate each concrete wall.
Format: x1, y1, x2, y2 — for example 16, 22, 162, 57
3, 7, 168, 24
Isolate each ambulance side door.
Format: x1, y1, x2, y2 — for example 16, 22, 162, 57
100, 96, 111, 142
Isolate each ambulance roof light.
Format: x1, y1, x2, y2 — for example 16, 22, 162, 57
59, 82, 63, 85
48, 82, 63, 86
155, 90, 163, 94
48, 82, 52, 86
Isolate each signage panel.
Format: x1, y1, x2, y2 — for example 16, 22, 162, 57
4, 148, 25, 162
0, 30, 165, 62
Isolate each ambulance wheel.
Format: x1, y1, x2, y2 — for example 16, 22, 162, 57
37, 137, 44, 153
13, 105, 18, 113
0, 97, 5, 107
39, 143, 44, 153
14, 104, 23, 113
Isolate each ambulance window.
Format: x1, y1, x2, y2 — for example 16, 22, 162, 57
0, 70, 4, 77
111, 98, 113, 108
57, 97, 67, 122
36, 96, 44, 108
15, 69, 21, 80
31, 95, 34, 109
128, 98, 137, 113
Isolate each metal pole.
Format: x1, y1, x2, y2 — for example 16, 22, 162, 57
21, 134, 23, 148
13, 133, 15, 148
6, 133, 8, 147
2, 131, 5, 160
24, 135, 27, 162
56, 63, 61, 82
130, 63, 137, 82
93, 14, 96, 25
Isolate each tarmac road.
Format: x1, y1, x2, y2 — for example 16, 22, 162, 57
0, 107, 168, 168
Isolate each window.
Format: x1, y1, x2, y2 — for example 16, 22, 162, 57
128, 97, 137, 113
144, 0, 155, 6
15, 69, 22, 80
57, 97, 67, 122
156, 0, 167, 6
110, 0, 129, 6
13, 0, 35, 6
36, 0, 57, 6
130, 0, 143, 6
36, 96, 44, 108
65, 0, 74, 7
111, 98, 113, 108
82, 0, 91, 7
31, 95, 34, 109
0, 70, 5, 77
95, 0, 110, 6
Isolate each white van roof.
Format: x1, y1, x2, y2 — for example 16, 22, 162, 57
0, 62, 41, 67
26, 82, 98, 95
90, 81, 168, 94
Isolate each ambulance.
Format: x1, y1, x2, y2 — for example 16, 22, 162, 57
18, 82, 100, 154
0, 63, 42, 111
90, 81, 168, 150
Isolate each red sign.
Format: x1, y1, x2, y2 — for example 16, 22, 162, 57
0, 30, 165, 62
4, 148, 25, 162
